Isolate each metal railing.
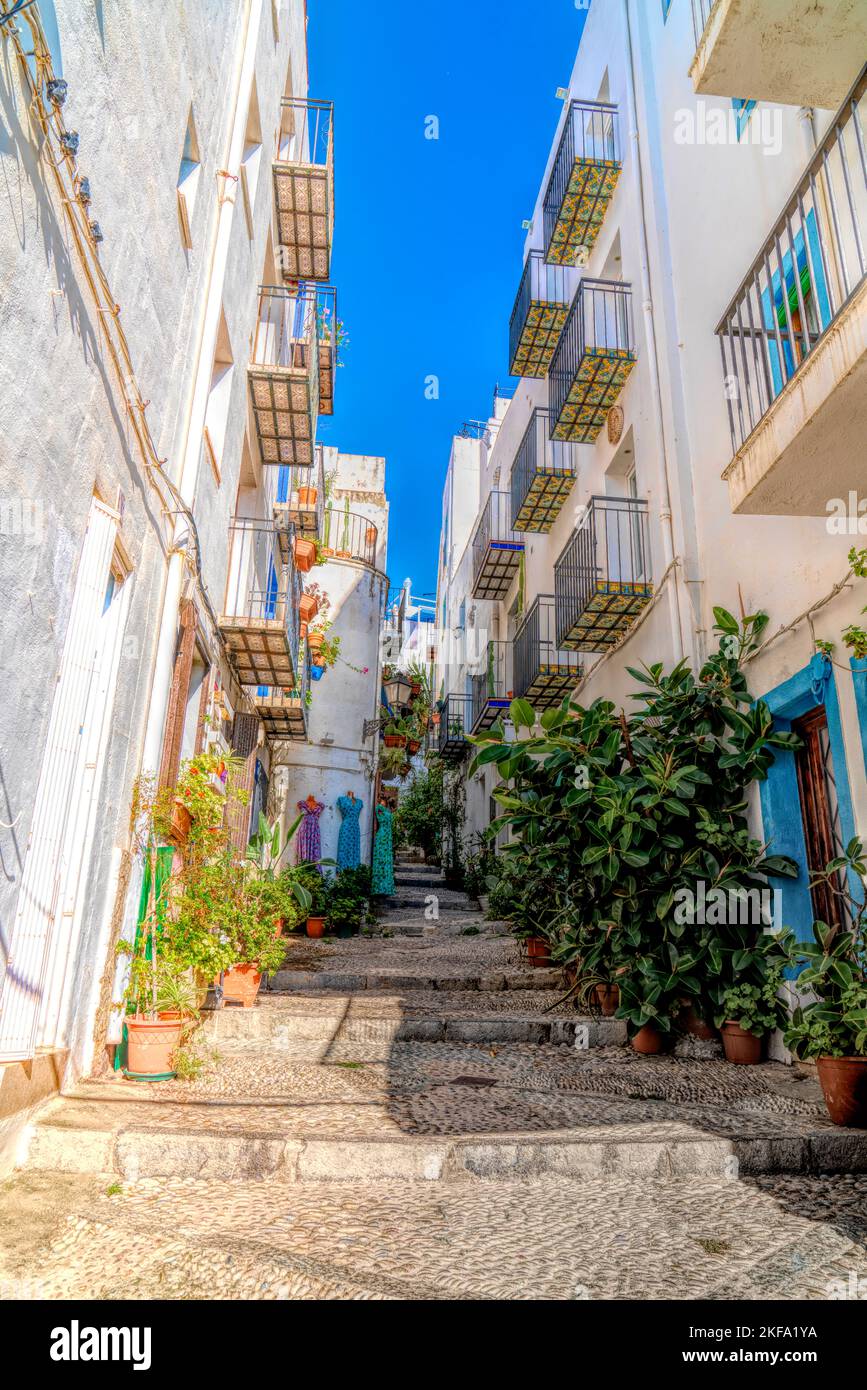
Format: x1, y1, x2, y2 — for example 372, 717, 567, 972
717, 66, 867, 455
510, 408, 578, 531
471, 490, 524, 592
251, 284, 319, 374
543, 100, 620, 259
316, 284, 338, 414
554, 496, 650, 650
275, 97, 334, 169
438, 693, 473, 757
275, 445, 326, 537
549, 279, 635, 432
509, 251, 574, 376
321, 506, 379, 568
691, 0, 715, 48
470, 640, 512, 733
514, 594, 582, 702
223, 517, 301, 667
459, 420, 495, 443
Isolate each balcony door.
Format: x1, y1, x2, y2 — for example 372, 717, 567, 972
793, 706, 849, 928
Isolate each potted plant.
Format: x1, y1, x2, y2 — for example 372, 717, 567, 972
297, 484, 318, 508
223, 901, 288, 1007
300, 582, 328, 627
716, 965, 788, 1064
785, 840, 867, 1126
295, 865, 329, 937
294, 535, 317, 573
383, 718, 407, 748
326, 878, 367, 938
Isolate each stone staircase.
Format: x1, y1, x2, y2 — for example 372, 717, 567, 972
5, 853, 867, 1298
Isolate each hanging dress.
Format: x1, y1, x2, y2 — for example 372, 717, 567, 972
297, 799, 325, 868
371, 803, 395, 897
336, 795, 363, 871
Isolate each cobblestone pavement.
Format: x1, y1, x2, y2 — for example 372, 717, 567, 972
3, 859, 866, 1299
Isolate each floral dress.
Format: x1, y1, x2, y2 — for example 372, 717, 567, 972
371, 803, 395, 897
296, 799, 325, 868
336, 795, 363, 871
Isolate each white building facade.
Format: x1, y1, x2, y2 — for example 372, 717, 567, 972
435, 0, 867, 941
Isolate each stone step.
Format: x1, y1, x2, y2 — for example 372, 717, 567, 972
270, 966, 565, 993
203, 993, 620, 1048
381, 898, 480, 913
392, 875, 448, 889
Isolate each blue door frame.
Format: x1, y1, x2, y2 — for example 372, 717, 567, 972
758, 655, 859, 943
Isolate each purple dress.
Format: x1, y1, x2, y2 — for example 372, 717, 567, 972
297, 799, 325, 868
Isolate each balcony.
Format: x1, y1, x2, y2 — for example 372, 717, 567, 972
251, 650, 310, 746
273, 98, 334, 283
513, 595, 582, 708
219, 518, 302, 688
470, 641, 512, 735
321, 508, 380, 567
509, 252, 574, 377
718, 68, 867, 515
438, 694, 472, 761
248, 285, 318, 469
510, 408, 578, 533
554, 497, 652, 652
316, 285, 338, 415
689, 1, 867, 110
274, 450, 326, 560
543, 100, 621, 267
470, 491, 525, 600
549, 279, 636, 443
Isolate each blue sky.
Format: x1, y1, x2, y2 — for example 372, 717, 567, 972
308, 0, 590, 599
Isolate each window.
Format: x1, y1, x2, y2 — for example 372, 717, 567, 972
203, 308, 234, 484
732, 99, 757, 141
240, 81, 263, 240
662, 0, 673, 19
179, 650, 209, 763
177, 107, 201, 249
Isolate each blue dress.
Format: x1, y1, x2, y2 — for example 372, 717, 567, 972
336, 795, 363, 870
372, 804, 395, 896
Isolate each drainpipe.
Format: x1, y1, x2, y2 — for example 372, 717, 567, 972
140, 0, 262, 775
621, 0, 685, 662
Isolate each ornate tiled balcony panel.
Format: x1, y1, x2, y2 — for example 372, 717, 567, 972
252, 651, 310, 746
219, 518, 302, 688
718, 66, 867, 515
438, 694, 472, 762
543, 100, 621, 266
689, 0, 867, 110
470, 641, 512, 735
554, 496, 652, 652
273, 98, 334, 283
513, 595, 582, 708
510, 408, 578, 533
509, 252, 575, 377
248, 286, 319, 468
274, 449, 326, 560
549, 279, 636, 443
471, 491, 525, 601
316, 285, 338, 415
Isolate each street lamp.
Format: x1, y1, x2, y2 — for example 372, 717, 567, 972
383, 671, 412, 709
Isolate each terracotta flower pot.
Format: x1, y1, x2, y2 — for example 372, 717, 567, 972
721, 1021, 762, 1065
307, 631, 324, 654
321, 547, 335, 557
816, 1056, 867, 1127
631, 1023, 664, 1055
306, 916, 326, 938
222, 964, 263, 1009
297, 486, 318, 507
126, 1017, 183, 1077
299, 593, 320, 623
383, 734, 406, 748
526, 937, 552, 968
336, 549, 351, 559
365, 527, 377, 545
406, 738, 421, 755
595, 984, 620, 1017
294, 537, 317, 573
169, 799, 192, 847
300, 620, 308, 638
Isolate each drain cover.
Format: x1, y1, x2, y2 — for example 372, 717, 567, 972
450, 1075, 497, 1088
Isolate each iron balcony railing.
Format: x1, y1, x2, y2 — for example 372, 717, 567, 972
275, 445, 326, 544
690, 0, 715, 48
381, 605, 405, 663
252, 639, 310, 746
717, 65, 867, 456
470, 640, 512, 734
543, 99, 621, 265
554, 496, 652, 652
438, 694, 473, 760
273, 97, 334, 282
471, 490, 525, 600
220, 517, 301, 687
510, 408, 578, 533
249, 284, 319, 468
513, 595, 582, 708
508, 251, 575, 378
549, 278, 636, 443
316, 284, 338, 415
321, 506, 379, 568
